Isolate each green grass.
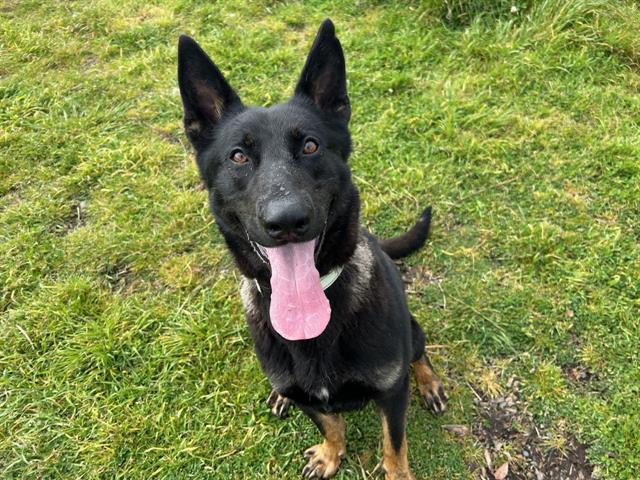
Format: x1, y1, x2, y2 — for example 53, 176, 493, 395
1, 1, 639, 478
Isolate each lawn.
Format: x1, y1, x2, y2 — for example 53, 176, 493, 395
1, 0, 639, 478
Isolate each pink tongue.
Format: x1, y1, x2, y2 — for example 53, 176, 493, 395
265, 239, 331, 341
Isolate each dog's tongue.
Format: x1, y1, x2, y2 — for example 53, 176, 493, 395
265, 240, 331, 341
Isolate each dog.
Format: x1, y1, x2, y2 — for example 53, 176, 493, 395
177, 19, 447, 480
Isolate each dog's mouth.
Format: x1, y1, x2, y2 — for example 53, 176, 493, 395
248, 210, 329, 267
249, 233, 325, 266
245, 220, 331, 342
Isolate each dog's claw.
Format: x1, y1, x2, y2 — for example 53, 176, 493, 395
302, 460, 325, 479
267, 389, 291, 418
420, 381, 448, 416
302, 444, 342, 478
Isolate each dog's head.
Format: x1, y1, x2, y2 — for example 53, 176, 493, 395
178, 20, 359, 278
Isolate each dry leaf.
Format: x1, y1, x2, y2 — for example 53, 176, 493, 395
441, 424, 469, 436
494, 461, 509, 480
484, 449, 493, 470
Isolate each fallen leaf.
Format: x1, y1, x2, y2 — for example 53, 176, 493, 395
441, 424, 469, 436
484, 449, 493, 470
494, 461, 509, 480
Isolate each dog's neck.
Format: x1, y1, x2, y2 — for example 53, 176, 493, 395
252, 263, 345, 297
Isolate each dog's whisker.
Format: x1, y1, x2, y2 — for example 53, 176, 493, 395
252, 241, 269, 265
314, 213, 329, 263
244, 229, 270, 265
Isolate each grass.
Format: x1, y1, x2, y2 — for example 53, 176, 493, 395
1, 0, 639, 478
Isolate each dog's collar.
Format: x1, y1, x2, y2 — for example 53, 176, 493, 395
254, 264, 344, 295
320, 264, 344, 290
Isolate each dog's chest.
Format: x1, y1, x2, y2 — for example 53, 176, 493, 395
237, 236, 398, 406
266, 355, 376, 410
265, 347, 335, 400
258, 333, 405, 410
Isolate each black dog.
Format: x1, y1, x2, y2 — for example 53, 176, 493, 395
178, 19, 447, 480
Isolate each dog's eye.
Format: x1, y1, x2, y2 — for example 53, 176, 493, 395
230, 149, 248, 165
303, 139, 318, 155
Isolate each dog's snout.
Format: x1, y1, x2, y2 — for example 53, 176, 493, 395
261, 198, 311, 242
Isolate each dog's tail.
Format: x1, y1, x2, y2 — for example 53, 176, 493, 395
379, 206, 432, 260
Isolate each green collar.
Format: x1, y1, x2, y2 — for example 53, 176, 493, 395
320, 265, 345, 290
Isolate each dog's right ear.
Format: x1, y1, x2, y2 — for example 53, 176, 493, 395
295, 19, 350, 124
177, 35, 243, 151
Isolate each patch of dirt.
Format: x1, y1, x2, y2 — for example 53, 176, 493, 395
396, 243, 595, 480
467, 377, 595, 480
101, 263, 134, 292
191, 181, 206, 191
396, 260, 445, 300
561, 363, 606, 397
284, 18, 306, 31
0, 0, 18, 13
82, 55, 99, 71
396, 260, 444, 292
398, 262, 443, 285
155, 128, 182, 145
51, 200, 87, 235
0, 185, 22, 212
563, 364, 597, 383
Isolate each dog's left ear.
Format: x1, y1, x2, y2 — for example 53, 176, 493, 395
295, 19, 350, 124
178, 35, 243, 151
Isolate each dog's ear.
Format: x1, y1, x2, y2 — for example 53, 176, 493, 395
295, 19, 350, 124
178, 35, 243, 151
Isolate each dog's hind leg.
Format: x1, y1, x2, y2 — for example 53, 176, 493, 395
266, 389, 291, 418
413, 353, 447, 415
410, 316, 447, 415
299, 407, 346, 479
377, 374, 415, 480
409, 315, 426, 363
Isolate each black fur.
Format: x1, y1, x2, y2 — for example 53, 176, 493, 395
380, 206, 432, 260
178, 18, 438, 476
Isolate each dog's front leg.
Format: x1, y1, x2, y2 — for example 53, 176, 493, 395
377, 375, 415, 480
298, 407, 346, 479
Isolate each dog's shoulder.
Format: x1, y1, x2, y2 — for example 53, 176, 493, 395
339, 230, 376, 313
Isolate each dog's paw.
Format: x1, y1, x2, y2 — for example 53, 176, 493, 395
302, 443, 344, 479
266, 389, 291, 418
384, 470, 415, 480
419, 378, 448, 415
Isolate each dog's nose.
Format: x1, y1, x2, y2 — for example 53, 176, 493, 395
261, 198, 311, 241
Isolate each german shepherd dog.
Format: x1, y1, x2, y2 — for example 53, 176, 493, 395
177, 19, 447, 480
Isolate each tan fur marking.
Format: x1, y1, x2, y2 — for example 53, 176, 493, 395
302, 413, 346, 478
412, 354, 447, 415
210, 95, 224, 120
186, 119, 201, 134
413, 354, 438, 393
381, 413, 414, 480
195, 82, 224, 121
